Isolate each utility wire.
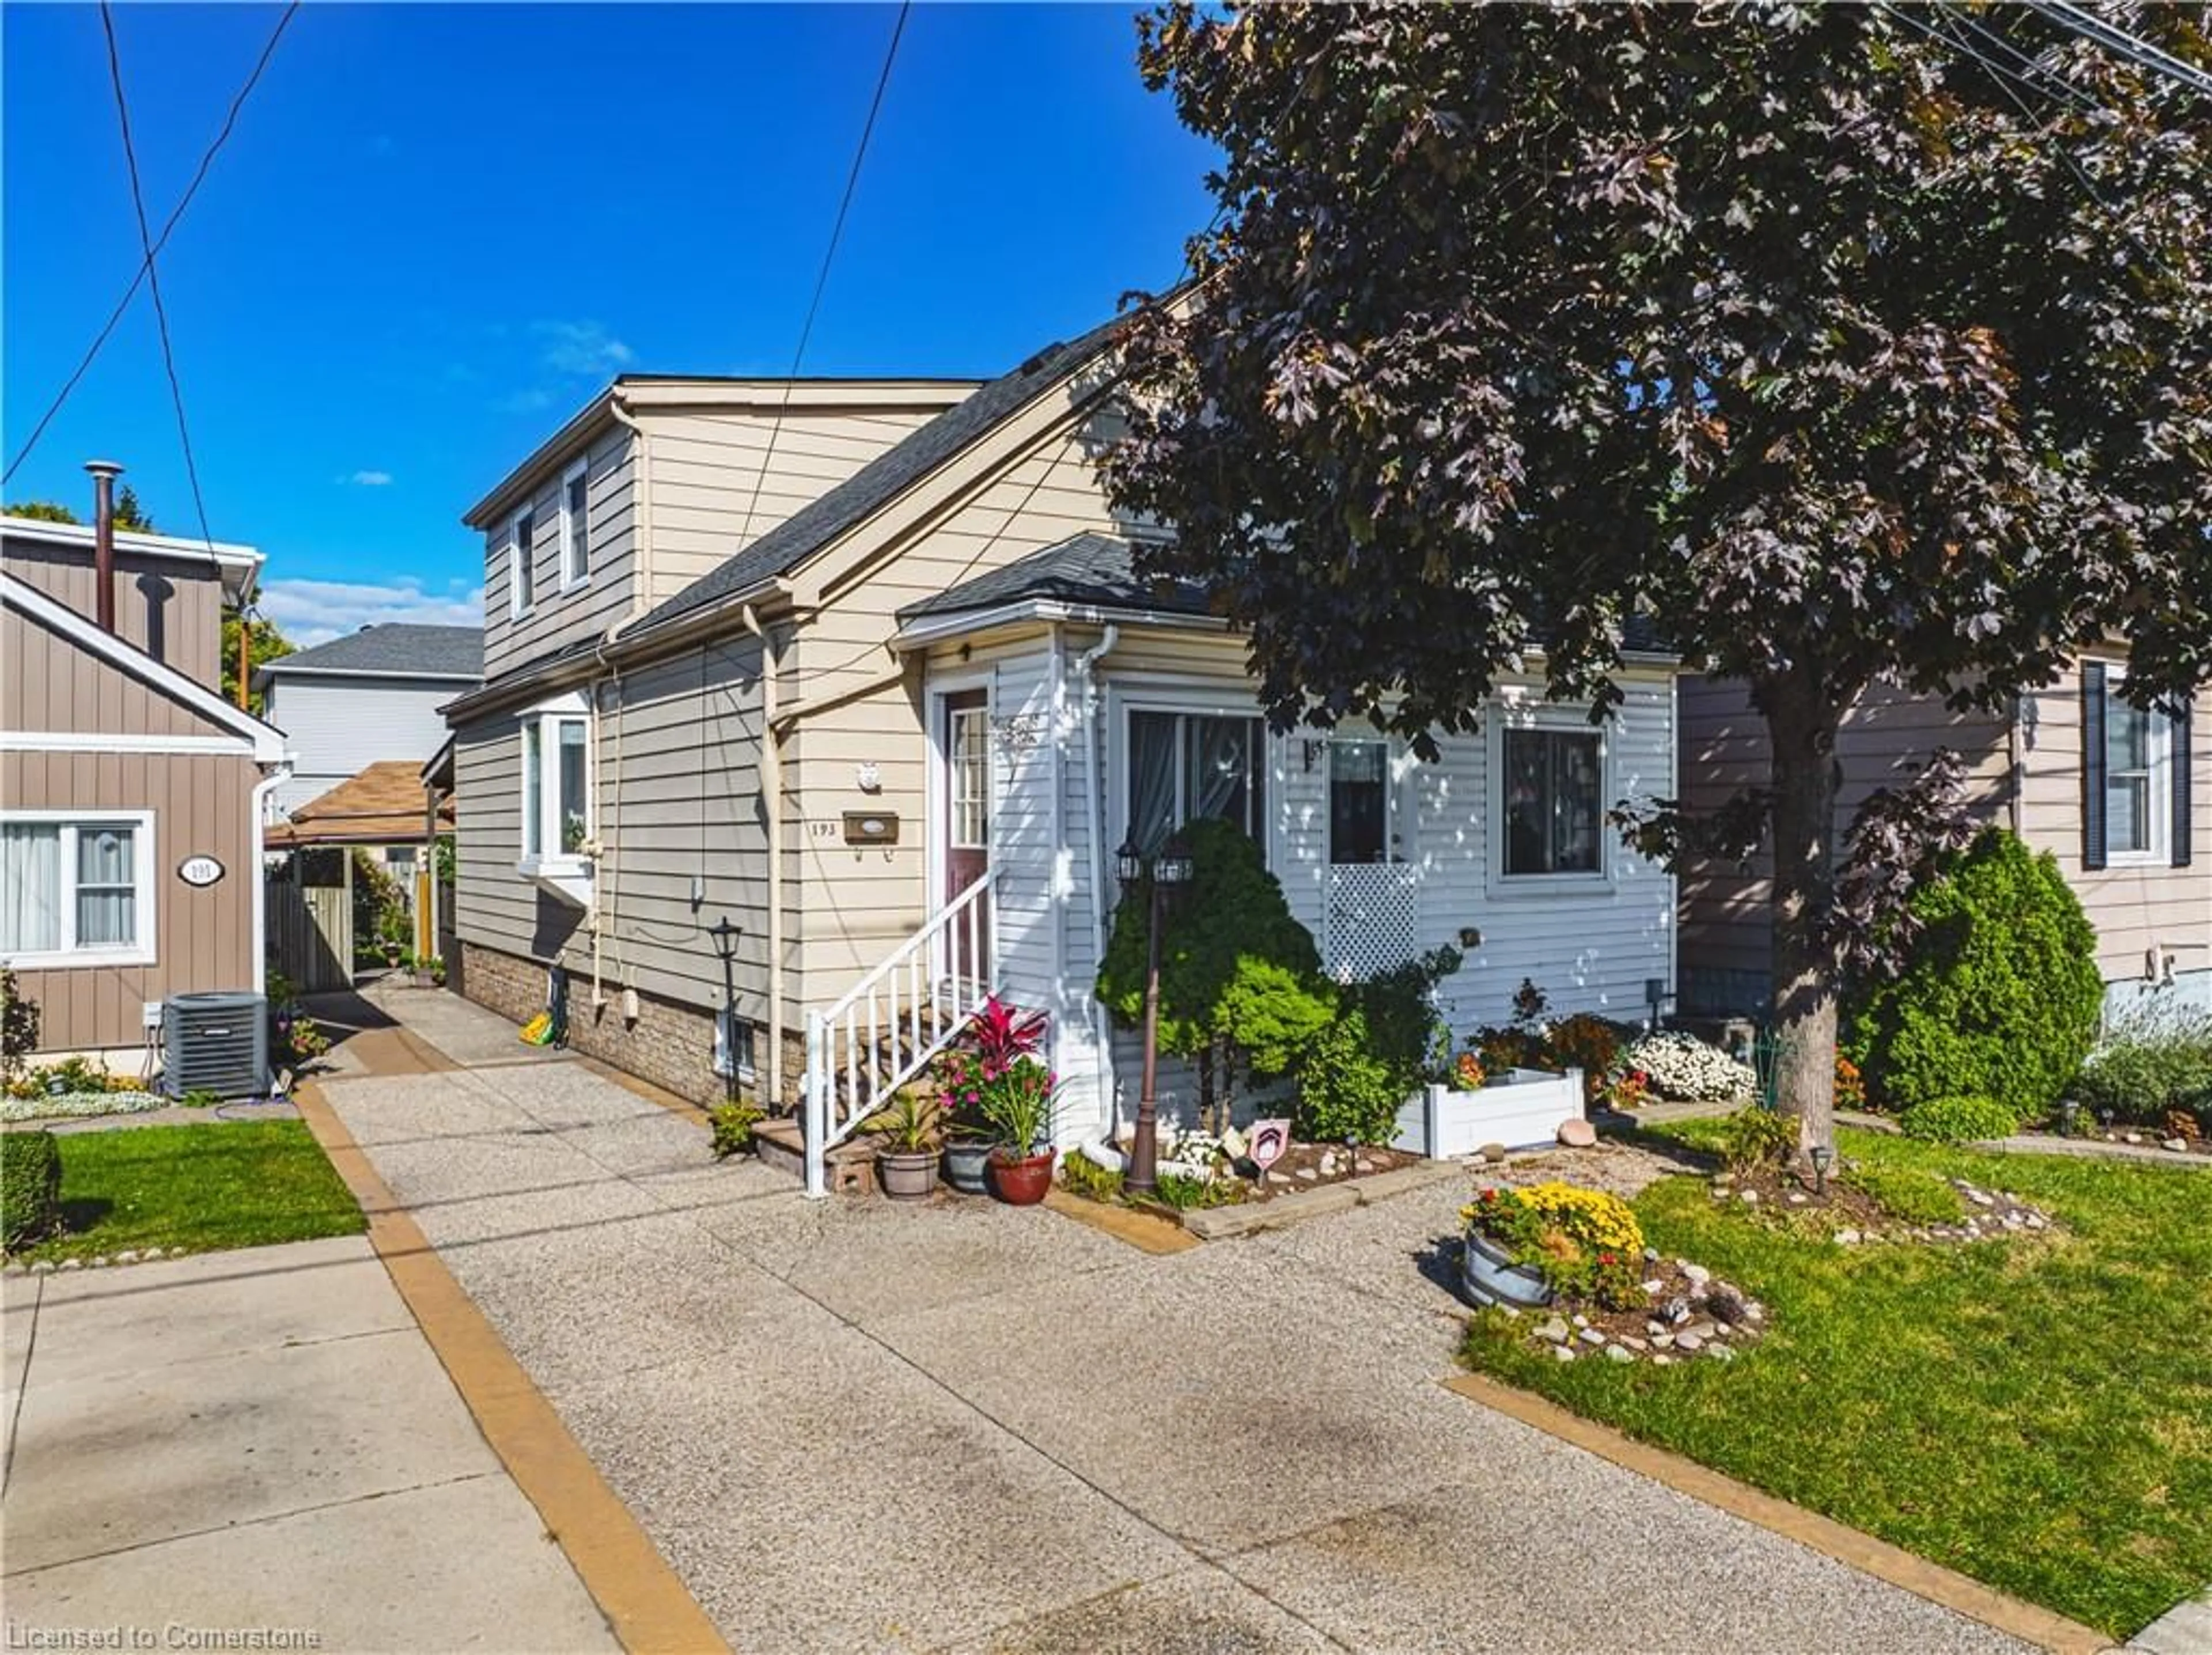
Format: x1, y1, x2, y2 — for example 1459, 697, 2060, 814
100, 1, 216, 552
734, 0, 912, 550
5, 1, 301, 487
2024, 0, 2212, 99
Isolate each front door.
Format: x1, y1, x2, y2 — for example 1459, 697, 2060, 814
1323, 737, 1421, 980
941, 690, 991, 985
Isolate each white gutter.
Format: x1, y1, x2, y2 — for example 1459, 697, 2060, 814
250, 761, 291, 997
891, 599, 1230, 653
741, 603, 785, 1108
1075, 623, 1120, 1134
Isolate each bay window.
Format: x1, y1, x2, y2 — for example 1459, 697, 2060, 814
1, 814, 156, 966
1126, 709, 1266, 857
519, 706, 591, 868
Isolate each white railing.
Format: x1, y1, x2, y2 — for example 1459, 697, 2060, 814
801, 870, 998, 1198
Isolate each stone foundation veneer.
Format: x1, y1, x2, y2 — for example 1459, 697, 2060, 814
456, 940, 801, 1108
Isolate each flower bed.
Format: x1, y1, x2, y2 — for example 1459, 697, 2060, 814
1392, 1068, 1585, 1156
1709, 1162, 2059, 1244
1063, 1123, 1426, 1212
1, 1090, 167, 1124
1618, 1031, 1755, 1103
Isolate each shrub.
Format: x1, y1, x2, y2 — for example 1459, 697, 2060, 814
1847, 1162, 1968, 1226
1623, 1032, 1758, 1103
1153, 1169, 1248, 1210
1545, 1013, 1626, 1103
1464, 1180, 1644, 1308
1058, 1151, 1124, 1203
1293, 1010, 1406, 1145
1844, 829, 2101, 1115
709, 1102, 762, 1159
2071, 1001, 2212, 1127
2, 1130, 62, 1248
1899, 1095, 2021, 1143
1834, 1054, 1866, 1113
1713, 1105, 1797, 1175
1, 967, 39, 1079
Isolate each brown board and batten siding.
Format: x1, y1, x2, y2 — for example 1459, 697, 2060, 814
1675, 675, 2013, 1014
782, 400, 1130, 1010
2017, 664, 2211, 983
2, 539, 228, 689
4, 605, 219, 738
1, 749, 260, 1052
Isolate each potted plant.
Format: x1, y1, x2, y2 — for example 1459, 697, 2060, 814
865, 1088, 942, 1200
1459, 1181, 1645, 1312
980, 1052, 1058, 1205
935, 998, 1047, 1196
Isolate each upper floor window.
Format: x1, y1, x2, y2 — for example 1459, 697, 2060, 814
509, 509, 536, 618
1, 814, 156, 968
560, 461, 590, 590
1501, 726, 1603, 877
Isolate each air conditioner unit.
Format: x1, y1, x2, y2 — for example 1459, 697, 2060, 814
161, 991, 268, 1100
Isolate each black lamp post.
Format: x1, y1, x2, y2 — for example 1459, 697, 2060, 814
1117, 828, 1194, 1195
709, 915, 743, 1106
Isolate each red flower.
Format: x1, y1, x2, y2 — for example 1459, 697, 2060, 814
1599, 1251, 1616, 1265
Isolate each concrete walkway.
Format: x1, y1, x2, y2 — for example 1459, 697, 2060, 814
3, 1236, 617, 1653
311, 990, 2045, 1655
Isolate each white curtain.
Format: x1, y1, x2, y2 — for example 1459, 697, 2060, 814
75, 825, 137, 946
1187, 717, 1254, 830
1128, 711, 1179, 855
2, 825, 62, 952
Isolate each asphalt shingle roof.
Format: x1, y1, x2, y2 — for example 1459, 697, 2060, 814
899, 533, 1210, 622
631, 315, 1129, 636
262, 623, 483, 680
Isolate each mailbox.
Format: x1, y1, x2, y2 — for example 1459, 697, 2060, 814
842, 811, 899, 846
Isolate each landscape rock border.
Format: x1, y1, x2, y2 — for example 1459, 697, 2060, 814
1487, 1249, 1769, 1367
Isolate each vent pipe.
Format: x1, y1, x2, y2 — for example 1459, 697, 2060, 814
86, 459, 123, 633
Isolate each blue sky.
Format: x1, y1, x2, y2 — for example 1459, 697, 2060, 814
1, 3, 1216, 643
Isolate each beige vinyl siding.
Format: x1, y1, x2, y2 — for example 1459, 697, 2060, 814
635, 407, 948, 596
1677, 675, 2015, 1012
3, 605, 224, 737
481, 425, 637, 680
2017, 664, 2211, 982
2, 538, 226, 688
449, 635, 774, 1020
782, 404, 1127, 1012
2, 749, 260, 1052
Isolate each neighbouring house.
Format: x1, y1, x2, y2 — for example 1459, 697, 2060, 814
257, 622, 482, 818
441, 328, 1686, 1192
1, 486, 289, 1061
265, 759, 457, 984
1678, 672, 2208, 1022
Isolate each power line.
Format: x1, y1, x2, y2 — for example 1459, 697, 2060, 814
734, 0, 912, 550
99, 1, 215, 552
5, 1, 300, 487
2024, 1, 2212, 99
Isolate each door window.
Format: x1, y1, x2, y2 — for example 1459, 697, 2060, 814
949, 706, 990, 850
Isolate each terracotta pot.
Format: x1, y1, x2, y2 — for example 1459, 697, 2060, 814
987, 1147, 1054, 1206
876, 1149, 940, 1202
941, 1137, 993, 1195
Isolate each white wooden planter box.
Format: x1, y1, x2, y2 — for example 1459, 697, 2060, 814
1392, 1068, 1585, 1158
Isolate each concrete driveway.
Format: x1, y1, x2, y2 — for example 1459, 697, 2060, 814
313, 989, 2038, 1655
3, 1236, 616, 1654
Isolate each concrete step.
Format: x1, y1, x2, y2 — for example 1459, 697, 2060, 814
752, 1115, 880, 1195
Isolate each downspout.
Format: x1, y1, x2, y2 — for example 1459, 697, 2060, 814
2006, 692, 2025, 838
1047, 623, 1067, 1142
740, 603, 784, 1107
251, 761, 291, 997
605, 395, 654, 615
587, 623, 623, 1012
1076, 623, 1120, 1134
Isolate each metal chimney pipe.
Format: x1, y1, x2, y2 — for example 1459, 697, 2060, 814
86, 459, 123, 633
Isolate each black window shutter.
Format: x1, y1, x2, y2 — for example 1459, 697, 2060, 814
2173, 696, 2194, 869
2082, 663, 2107, 872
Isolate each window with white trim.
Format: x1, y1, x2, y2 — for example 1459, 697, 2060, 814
559, 461, 589, 590
520, 710, 590, 862
1, 815, 155, 966
1126, 710, 1267, 857
509, 509, 536, 618
1501, 726, 1603, 877
2099, 669, 2171, 862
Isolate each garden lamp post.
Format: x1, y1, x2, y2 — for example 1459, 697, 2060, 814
1117, 828, 1194, 1195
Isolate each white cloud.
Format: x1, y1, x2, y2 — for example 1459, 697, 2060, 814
260, 577, 483, 647
342, 469, 393, 487
535, 320, 634, 378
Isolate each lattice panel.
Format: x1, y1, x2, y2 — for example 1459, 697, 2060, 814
1325, 863, 1423, 983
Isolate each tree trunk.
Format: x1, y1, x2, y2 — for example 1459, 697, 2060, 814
1765, 680, 1846, 1160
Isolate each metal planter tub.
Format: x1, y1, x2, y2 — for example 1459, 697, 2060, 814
941, 1138, 993, 1195
1460, 1229, 1554, 1311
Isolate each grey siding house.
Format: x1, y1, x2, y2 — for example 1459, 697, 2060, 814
257, 624, 483, 817
1679, 671, 2209, 1020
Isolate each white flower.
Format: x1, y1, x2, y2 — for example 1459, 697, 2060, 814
1622, 1033, 1756, 1103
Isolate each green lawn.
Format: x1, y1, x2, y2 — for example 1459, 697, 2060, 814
1461, 1126, 2212, 1638
14, 1121, 364, 1263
